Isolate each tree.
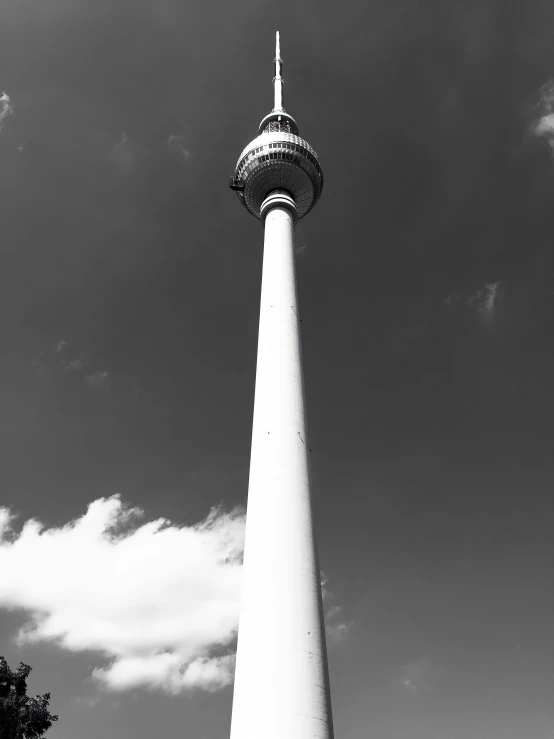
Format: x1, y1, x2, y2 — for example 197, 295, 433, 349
0, 657, 58, 739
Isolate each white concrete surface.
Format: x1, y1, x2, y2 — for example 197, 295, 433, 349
229, 204, 334, 739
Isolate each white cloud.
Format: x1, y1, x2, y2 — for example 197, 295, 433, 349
466, 280, 500, 326
33, 341, 111, 386
320, 570, 329, 599
110, 133, 133, 175
0, 91, 12, 132
321, 573, 353, 644
0, 498, 348, 693
325, 604, 354, 644
93, 653, 236, 694
64, 358, 85, 372
535, 113, 554, 138
399, 658, 444, 693
445, 280, 502, 327
0, 497, 245, 694
86, 370, 108, 388
532, 81, 554, 151
480, 281, 500, 323
167, 135, 191, 161
71, 695, 101, 709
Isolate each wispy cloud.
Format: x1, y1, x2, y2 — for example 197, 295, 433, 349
110, 133, 133, 175
468, 281, 501, 326
71, 695, 101, 709
399, 658, 444, 693
321, 571, 353, 644
66, 358, 85, 372
325, 605, 354, 643
532, 81, 554, 152
0, 497, 245, 694
167, 135, 191, 162
0, 91, 13, 132
34, 340, 109, 390
86, 370, 109, 389
445, 280, 502, 327
320, 571, 329, 599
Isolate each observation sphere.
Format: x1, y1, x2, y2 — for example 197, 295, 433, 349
232, 115, 324, 220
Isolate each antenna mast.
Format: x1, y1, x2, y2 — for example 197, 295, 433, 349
273, 31, 284, 112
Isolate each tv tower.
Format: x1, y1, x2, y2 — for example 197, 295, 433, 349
229, 32, 333, 739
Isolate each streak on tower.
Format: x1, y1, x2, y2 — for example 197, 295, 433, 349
229, 32, 333, 739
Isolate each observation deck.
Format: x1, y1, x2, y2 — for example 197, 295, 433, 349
230, 33, 323, 221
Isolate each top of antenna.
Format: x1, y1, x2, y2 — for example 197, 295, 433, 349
273, 30, 283, 112
257, 31, 299, 135
230, 30, 323, 219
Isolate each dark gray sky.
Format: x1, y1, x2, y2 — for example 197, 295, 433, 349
1, 1, 554, 738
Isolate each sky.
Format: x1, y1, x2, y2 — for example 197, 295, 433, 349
1, 1, 554, 738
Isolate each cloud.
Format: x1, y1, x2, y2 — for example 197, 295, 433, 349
321, 571, 353, 644
110, 133, 133, 175
532, 81, 554, 151
86, 370, 108, 388
167, 135, 191, 162
66, 358, 85, 372
325, 604, 354, 644
72, 695, 101, 709
0, 91, 13, 131
320, 570, 329, 599
399, 658, 444, 693
535, 114, 554, 138
467, 281, 501, 326
445, 280, 502, 327
0, 497, 245, 694
92, 652, 236, 694
33, 341, 111, 389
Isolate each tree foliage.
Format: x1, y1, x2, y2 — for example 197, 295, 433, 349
0, 658, 59, 739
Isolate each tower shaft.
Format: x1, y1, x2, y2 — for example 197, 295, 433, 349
230, 199, 333, 739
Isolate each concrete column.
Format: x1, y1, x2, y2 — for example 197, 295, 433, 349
230, 196, 334, 739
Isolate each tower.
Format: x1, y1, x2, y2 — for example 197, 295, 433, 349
229, 32, 333, 739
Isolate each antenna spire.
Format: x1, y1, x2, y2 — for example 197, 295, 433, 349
273, 31, 284, 112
